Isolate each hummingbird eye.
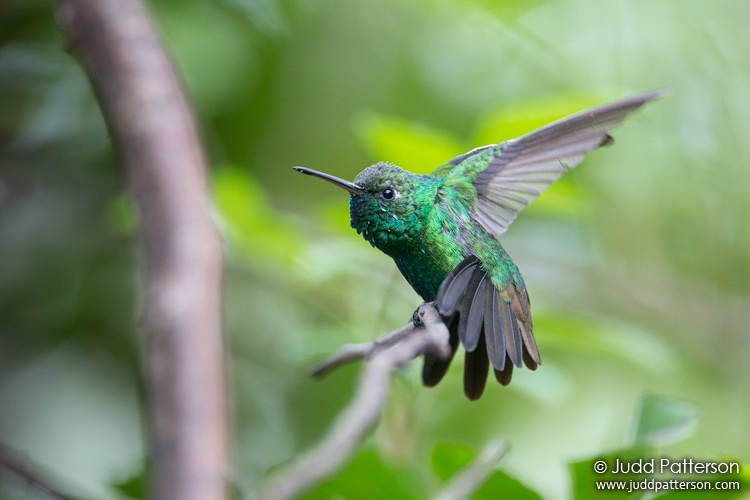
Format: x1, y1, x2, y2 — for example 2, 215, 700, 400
381, 188, 396, 200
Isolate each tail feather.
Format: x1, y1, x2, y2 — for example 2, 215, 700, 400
422, 314, 459, 386
484, 285, 507, 371
509, 283, 540, 368
464, 334, 490, 400
435, 256, 479, 316
458, 267, 487, 351
502, 300, 523, 368
494, 361, 514, 386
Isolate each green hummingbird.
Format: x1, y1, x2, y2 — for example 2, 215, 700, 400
295, 90, 665, 400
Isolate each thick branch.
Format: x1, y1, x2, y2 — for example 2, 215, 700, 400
56, 1, 227, 499
255, 304, 450, 500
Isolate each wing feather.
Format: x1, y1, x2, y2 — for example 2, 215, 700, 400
441, 90, 668, 235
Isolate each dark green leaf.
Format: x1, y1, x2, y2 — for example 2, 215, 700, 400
432, 443, 541, 499
354, 112, 464, 174
302, 447, 425, 500
112, 468, 146, 500
474, 469, 542, 500
431, 442, 476, 481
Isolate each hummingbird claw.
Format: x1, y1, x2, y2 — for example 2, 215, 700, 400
412, 302, 434, 327
412, 307, 423, 327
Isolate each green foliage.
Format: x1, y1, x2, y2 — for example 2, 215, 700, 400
213, 166, 303, 266
473, 93, 614, 146
431, 442, 477, 481
633, 394, 699, 447
569, 395, 749, 499
354, 112, 465, 174
113, 468, 146, 500
302, 447, 425, 500
432, 442, 542, 499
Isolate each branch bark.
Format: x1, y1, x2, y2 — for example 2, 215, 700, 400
56, 1, 227, 499
254, 304, 450, 500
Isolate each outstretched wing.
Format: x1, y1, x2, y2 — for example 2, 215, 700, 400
437, 90, 668, 235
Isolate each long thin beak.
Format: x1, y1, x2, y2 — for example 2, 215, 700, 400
293, 166, 363, 193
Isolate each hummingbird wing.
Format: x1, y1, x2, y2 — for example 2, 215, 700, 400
436, 90, 667, 236
426, 91, 666, 399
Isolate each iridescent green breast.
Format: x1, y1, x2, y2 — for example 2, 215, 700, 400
391, 196, 478, 301
393, 198, 523, 301
392, 235, 465, 301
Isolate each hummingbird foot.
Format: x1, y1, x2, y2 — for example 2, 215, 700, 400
412, 302, 434, 327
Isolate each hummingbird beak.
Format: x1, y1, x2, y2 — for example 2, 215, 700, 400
293, 166, 363, 193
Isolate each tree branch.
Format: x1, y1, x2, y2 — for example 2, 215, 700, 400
310, 320, 420, 377
254, 304, 450, 500
56, 1, 227, 499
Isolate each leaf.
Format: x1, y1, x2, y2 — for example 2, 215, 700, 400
474, 470, 542, 500
354, 112, 464, 174
212, 166, 303, 265
432, 443, 541, 499
432, 442, 476, 481
633, 394, 699, 446
112, 467, 146, 499
151, 1, 258, 112
302, 447, 425, 500
535, 313, 680, 375
104, 192, 139, 236
473, 93, 618, 146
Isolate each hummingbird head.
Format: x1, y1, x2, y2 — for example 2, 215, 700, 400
294, 163, 440, 254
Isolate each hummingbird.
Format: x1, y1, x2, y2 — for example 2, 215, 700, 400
295, 90, 665, 400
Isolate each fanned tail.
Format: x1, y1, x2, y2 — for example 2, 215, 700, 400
426, 255, 541, 399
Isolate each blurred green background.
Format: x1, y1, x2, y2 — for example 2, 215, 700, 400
1, 0, 749, 498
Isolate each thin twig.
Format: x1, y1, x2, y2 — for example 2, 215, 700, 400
0, 442, 79, 500
311, 321, 421, 377
433, 441, 510, 500
254, 304, 450, 500
56, 1, 227, 499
